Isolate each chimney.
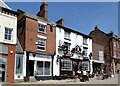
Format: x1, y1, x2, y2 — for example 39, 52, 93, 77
94, 25, 99, 30
56, 18, 64, 26
37, 0, 48, 20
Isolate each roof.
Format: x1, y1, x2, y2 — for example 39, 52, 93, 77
17, 9, 56, 25
0, 0, 11, 9
57, 24, 92, 39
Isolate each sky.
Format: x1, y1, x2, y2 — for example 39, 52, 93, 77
6, 2, 118, 35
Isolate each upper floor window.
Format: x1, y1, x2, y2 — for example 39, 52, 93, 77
4, 27, 13, 41
38, 38, 46, 50
63, 42, 71, 54
83, 37, 87, 45
38, 23, 46, 33
64, 31, 70, 39
83, 47, 88, 56
114, 42, 116, 47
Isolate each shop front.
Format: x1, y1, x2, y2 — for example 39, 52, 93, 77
28, 53, 52, 80
0, 58, 7, 83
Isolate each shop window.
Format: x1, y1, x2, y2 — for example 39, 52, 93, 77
15, 54, 23, 74
82, 61, 89, 71
36, 61, 51, 76
37, 61, 43, 75
61, 59, 72, 71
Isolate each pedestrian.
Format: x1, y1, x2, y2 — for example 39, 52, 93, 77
73, 61, 78, 81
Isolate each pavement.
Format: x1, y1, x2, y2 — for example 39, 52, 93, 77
16, 74, 118, 84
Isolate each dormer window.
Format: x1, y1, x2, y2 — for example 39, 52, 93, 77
38, 23, 46, 33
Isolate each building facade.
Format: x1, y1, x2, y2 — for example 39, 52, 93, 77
89, 26, 120, 76
0, 1, 17, 83
15, 2, 56, 81
92, 43, 104, 75
53, 19, 93, 77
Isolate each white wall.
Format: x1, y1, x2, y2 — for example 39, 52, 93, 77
53, 26, 93, 76
0, 8, 17, 45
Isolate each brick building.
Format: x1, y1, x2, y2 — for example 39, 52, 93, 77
15, 1, 56, 81
92, 43, 104, 75
89, 26, 120, 76
0, 0, 17, 83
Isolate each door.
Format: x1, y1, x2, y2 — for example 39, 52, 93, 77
29, 60, 34, 76
0, 58, 7, 82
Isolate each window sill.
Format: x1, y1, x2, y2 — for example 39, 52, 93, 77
37, 49, 46, 52
64, 38, 71, 41
83, 43, 88, 45
38, 31, 47, 34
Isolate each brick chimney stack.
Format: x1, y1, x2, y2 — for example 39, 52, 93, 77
56, 18, 64, 26
37, 0, 48, 20
94, 25, 99, 30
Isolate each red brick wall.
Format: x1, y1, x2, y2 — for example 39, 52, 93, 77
25, 18, 38, 52
46, 24, 56, 55
25, 17, 56, 55
92, 43, 104, 60
89, 29, 111, 73
0, 43, 15, 83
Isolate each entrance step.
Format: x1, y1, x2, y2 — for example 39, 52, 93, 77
28, 76, 38, 82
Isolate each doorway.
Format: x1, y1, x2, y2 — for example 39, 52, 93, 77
29, 60, 34, 76
0, 58, 7, 82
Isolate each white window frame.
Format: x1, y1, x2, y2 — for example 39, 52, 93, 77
4, 27, 13, 41
83, 38, 87, 45
99, 51, 104, 62
61, 59, 72, 71
38, 23, 46, 33
37, 38, 46, 51
64, 31, 70, 39
83, 47, 88, 56
36, 61, 51, 76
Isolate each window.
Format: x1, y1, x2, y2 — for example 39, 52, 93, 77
36, 61, 51, 76
63, 42, 71, 54
114, 42, 116, 47
82, 61, 89, 71
38, 23, 46, 33
83, 47, 88, 56
61, 59, 72, 71
4, 27, 13, 41
83, 38, 87, 45
59, 28, 61, 33
38, 38, 46, 50
64, 31, 70, 39
15, 54, 23, 74
99, 51, 104, 61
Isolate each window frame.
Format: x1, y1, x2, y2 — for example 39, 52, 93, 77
36, 61, 51, 76
64, 31, 70, 39
37, 38, 46, 51
61, 59, 72, 71
4, 27, 13, 41
38, 23, 46, 33
83, 37, 88, 45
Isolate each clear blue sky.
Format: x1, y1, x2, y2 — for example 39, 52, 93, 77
6, 2, 118, 35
